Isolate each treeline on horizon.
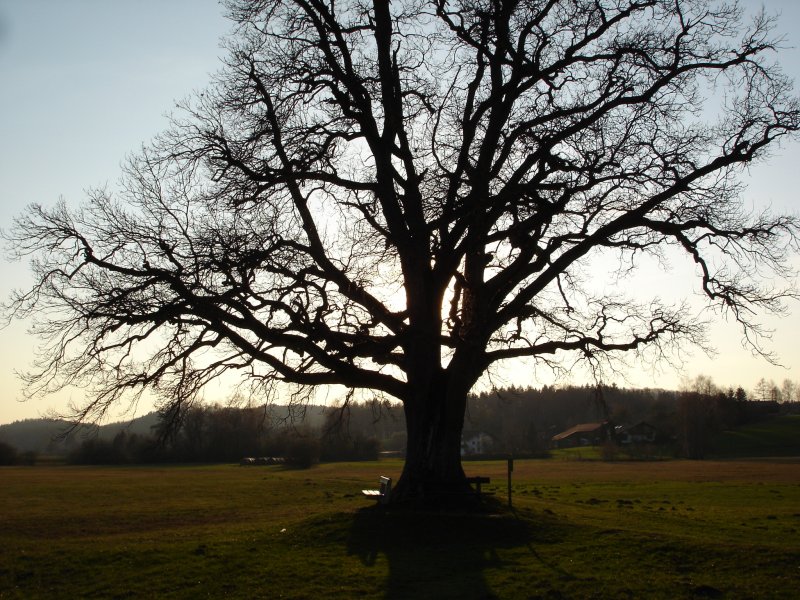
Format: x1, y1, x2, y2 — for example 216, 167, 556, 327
0, 379, 795, 467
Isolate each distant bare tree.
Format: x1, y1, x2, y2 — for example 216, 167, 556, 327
780, 379, 797, 403
677, 391, 714, 459
678, 374, 719, 458
5, 0, 799, 503
754, 377, 781, 403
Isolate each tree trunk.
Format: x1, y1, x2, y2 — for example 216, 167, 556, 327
390, 373, 475, 507
390, 270, 484, 507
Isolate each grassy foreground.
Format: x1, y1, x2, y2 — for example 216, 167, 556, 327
1, 460, 799, 599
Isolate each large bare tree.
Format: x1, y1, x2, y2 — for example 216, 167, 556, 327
5, 0, 799, 502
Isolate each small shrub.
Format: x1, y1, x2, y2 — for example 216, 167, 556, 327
320, 432, 380, 462
284, 436, 320, 469
18, 451, 38, 466
0, 441, 18, 465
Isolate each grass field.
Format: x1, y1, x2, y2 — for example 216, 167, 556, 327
1, 459, 799, 599
711, 416, 800, 458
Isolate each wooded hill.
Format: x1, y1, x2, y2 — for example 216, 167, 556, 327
1, 385, 794, 465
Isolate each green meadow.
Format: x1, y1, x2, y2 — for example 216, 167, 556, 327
1, 459, 799, 599
711, 416, 800, 458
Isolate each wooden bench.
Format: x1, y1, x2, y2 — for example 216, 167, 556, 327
362, 475, 392, 505
466, 476, 491, 495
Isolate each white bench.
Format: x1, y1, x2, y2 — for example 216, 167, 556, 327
362, 475, 392, 505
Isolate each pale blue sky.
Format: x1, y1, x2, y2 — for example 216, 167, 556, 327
0, 0, 799, 423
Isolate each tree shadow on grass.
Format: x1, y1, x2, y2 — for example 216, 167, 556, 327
347, 505, 571, 599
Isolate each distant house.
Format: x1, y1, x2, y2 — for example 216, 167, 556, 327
461, 431, 494, 456
615, 421, 658, 445
551, 422, 611, 448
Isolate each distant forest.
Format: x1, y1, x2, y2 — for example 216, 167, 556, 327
1, 379, 797, 466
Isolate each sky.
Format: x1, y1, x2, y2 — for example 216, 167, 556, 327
0, 0, 799, 424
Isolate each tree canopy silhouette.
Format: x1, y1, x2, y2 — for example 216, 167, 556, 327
5, 0, 799, 502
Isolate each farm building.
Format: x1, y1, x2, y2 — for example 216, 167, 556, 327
461, 431, 494, 456
615, 422, 658, 444
551, 422, 612, 448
